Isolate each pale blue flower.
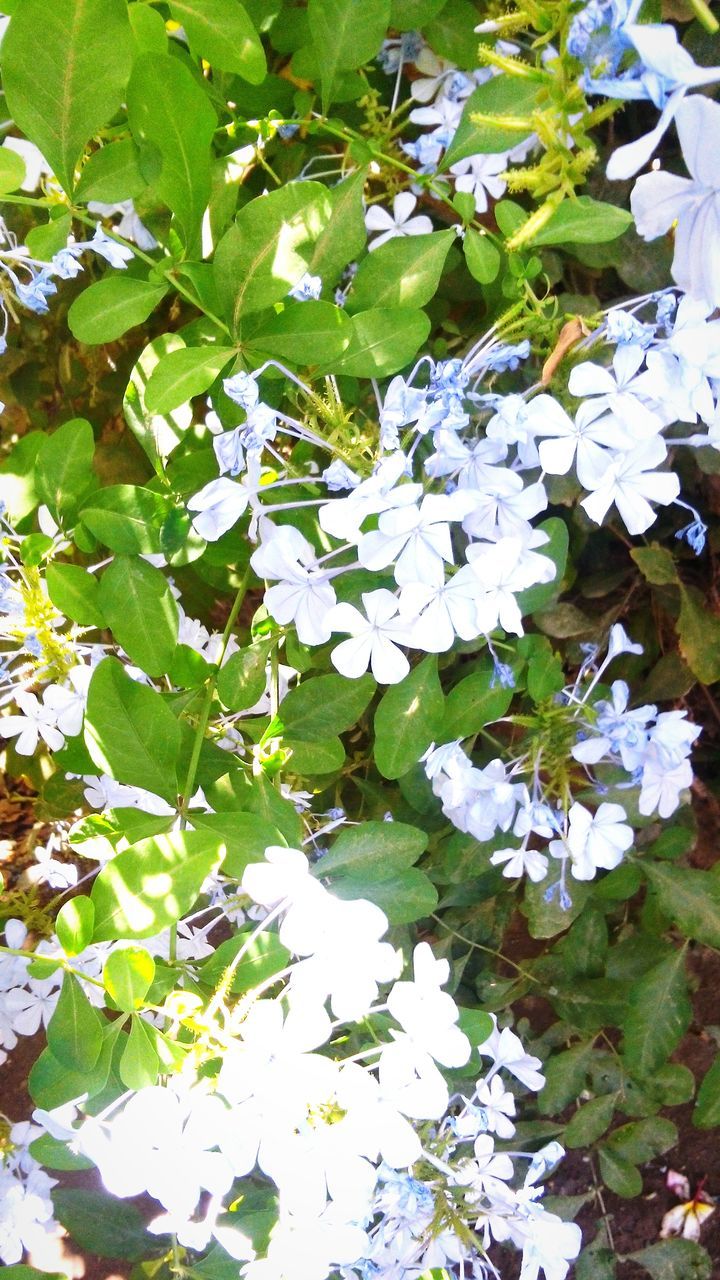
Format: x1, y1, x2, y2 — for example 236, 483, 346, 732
289, 272, 322, 301
89, 225, 134, 269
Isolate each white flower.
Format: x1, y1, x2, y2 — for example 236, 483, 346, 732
491, 844, 549, 884
474, 1074, 516, 1139
387, 942, 470, 1069
328, 589, 411, 685
450, 151, 509, 213
289, 894, 400, 1022
319, 452, 420, 542
187, 476, 253, 541
567, 343, 664, 438
359, 491, 473, 586
477, 1018, 545, 1092
43, 664, 92, 737
464, 536, 555, 637
580, 437, 680, 535
1, 690, 64, 756
631, 95, 720, 309
639, 749, 693, 818
250, 522, 336, 646
549, 801, 633, 881
399, 573, 483, 652
527, 393, 634, 488
79, 1085, 234, 1225
514, 1211, 582, 1280
365, 193, 433, 250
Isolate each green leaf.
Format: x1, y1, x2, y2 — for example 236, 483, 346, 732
217, 642, 271, 712
35, 418, 95, 523
84, 657, 181, 802
564, 1095, 615, 1148
530, 197, 633, 247
627, 1240, 712, 1280
422, 0, 483, 66
693, 1055, 720, 1129
562, 909, 608, 978
214, 182, 332, 329
348, 230, 455, 313
331, 867, 439, 925
539, 1042, 595, 1115
46, 563, 104, 628
144, 346, 236, 414
286, 736, 345, 773
198, 928, 290, 993
25, 212, 73, 260
598, 1146, 642, 1198
91, 829, 225, 940
280, 672, 375, 741
642, 863, 720, 947
124, 333, 191, 467
127, 53, 217, 256
623, 950, 691, 1077
248, 301, 351, 365
443, 661, 514, 740
575, 1238, 617, 1280
2, 1271, 65, 1280
317, 820, 427, 878
68, 276, 169, 345
464, 229, 501, 284
98, 555, 178, 676
28, 1032, 116, 1108
331, 308, 431, 377
51, 1188, 168, 1262
0, 432, 41, 523
75, 137, 147, 203
55, 896, 95, 956
441, 75, 537, 169
605, 1117, 677, 1164
120, 1016, 159, 1088
0, 145, 26, 193
46, 972, 103, 1071
391, 0, 446, 24
308, 0, 390, 110
29, 1133, 93, 1172
191, 811, 285, 879
630, 544, 679, 586
129, 1, 168, 52
1, 0, 133, 193
522, 875, 590, 939
80, 485, 173, 554
678, 585, 720, 685
168, 0, 266, 82
103, 946, 156, 1011
552, 976, 627, 1031
374, 656, 444, 780
309, 167, 368, 286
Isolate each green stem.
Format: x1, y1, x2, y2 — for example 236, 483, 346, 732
0, 945, 105, 988
688, 0, 719, 33
0, 193, 56, 208
168, 568, 250, 963
177, 566, 251, 820
430, 915, 540, 984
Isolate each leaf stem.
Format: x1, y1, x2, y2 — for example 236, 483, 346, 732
177, 566, 251, 821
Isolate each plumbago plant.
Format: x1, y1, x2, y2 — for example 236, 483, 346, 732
1, 0, 720, 1278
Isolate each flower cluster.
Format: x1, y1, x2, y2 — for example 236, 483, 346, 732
424, 625, 700, 896
0, 216, 132, 350
30, 849, 580, 1280
0, 1116, 58, 1265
